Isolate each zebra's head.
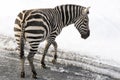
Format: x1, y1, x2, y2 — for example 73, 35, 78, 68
74, 7, 90, 39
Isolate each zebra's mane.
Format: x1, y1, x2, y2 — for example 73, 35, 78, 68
54, 4, 84, 8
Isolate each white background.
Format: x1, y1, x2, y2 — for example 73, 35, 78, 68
0, 0, 120, 64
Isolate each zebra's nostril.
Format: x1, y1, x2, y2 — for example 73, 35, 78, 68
81, 35, 87, 39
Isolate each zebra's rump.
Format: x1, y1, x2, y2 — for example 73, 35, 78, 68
14, 9, 55, 45
24, 11, 52, 43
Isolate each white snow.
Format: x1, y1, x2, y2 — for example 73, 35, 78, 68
0, 0, 120, 67
0, 34, 120, 79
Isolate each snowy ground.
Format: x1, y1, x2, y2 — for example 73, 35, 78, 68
0, 49, 115, 80
0, 34, 120, 80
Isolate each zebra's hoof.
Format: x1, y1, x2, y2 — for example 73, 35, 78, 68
41, 64, 47, 69
52, 59, 56, 64
21, 72, 25, 78
32, 70, 37, 79
41, 61, 47, 69
32, 74, 37, 79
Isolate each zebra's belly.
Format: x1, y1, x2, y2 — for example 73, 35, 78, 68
24, 33, 47, 46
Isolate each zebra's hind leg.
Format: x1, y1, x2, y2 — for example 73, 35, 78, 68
19, 35, 25, 78
41, 41, 51, 68
51, 41, 58, 64
20, 50, 26, 78
27, 51, 37, 79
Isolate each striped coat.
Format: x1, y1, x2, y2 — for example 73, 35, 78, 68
14, 4, 90, 78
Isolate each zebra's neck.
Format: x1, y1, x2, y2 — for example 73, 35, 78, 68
55, 4, 83, 26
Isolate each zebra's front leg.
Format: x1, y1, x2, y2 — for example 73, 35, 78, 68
41, 42, 51, 68
27, 52, 37, 79
52, 41, 58, 64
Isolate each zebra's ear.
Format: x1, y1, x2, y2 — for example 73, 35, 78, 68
82, 7, 90, 15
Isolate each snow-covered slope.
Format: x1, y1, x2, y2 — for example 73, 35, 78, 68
0, 34, 120, 79
0, 0, 120, 66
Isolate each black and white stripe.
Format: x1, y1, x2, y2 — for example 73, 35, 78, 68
14, 4, 90, 78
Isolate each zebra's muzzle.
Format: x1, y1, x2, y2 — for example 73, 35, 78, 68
81, 30, 90, 39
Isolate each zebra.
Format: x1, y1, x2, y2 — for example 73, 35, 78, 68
14, 4, 90, 79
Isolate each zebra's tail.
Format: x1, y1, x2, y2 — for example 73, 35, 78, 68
19, 22, 25, 58
14, 10, 26, 58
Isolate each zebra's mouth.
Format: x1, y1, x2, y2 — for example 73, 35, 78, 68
81, 30, 90, 39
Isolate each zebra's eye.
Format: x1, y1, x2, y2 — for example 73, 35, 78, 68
87, 11, 89, 14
